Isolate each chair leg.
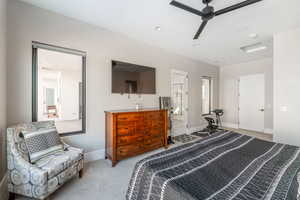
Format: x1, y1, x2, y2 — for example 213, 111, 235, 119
9, 192, 15, 200
79, 169, 84, 178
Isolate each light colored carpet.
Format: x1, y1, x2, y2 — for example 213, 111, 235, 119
16, 148, 167, 200
15, 129, 272, 200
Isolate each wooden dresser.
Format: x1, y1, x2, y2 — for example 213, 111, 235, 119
105, 109, 168, 166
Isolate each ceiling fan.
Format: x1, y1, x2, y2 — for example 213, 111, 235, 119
170, 0, 263, 40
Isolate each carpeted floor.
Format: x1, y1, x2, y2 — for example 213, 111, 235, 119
15, 129, 272, 200
15, 148, 168, 200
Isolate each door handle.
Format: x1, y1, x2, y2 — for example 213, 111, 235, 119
259, 108, 265, 112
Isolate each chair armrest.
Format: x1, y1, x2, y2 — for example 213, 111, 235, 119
61, 141, 84, 154
62, 141, 71, 150
7, 135, 47, 185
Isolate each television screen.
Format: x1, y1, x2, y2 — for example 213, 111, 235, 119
112, 60, 156, 94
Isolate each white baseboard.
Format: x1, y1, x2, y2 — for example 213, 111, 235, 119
222, 122, 239, 129
0, 173, 8, 200
264, 129, 273, 134
84, 149, 105, 163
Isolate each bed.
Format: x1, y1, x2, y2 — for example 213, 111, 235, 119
126, 130, 300, 200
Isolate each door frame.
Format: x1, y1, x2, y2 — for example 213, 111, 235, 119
171, 69, 189, 135
238, 73, 265, 132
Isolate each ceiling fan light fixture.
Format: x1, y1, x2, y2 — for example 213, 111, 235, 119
240, 43, 267, 53
249, 33, 258, 39
154, 26, 161, 31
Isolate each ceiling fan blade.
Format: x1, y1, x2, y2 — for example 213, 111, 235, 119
215, 0, 263, 16
193, 20, 208, 40
170, 0, 203, 17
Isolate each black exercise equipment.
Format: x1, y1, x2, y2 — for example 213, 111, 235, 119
192, 109, 224, 136
212, 109, 224, 127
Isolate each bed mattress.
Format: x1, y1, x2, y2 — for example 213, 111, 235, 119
126, 130, 300, 200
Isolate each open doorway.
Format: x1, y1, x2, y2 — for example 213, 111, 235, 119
171, 70, 189, 136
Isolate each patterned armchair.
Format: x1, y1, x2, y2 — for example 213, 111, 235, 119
7, 121, 84, 200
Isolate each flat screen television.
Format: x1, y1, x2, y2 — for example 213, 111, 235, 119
112, 60, 156, 94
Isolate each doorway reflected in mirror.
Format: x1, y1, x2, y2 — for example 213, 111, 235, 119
32, 42, 86, 135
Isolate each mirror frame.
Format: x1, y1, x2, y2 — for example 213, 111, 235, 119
32, 41, 87, 136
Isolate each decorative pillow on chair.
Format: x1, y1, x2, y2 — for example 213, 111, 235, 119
21, 128, 64, 163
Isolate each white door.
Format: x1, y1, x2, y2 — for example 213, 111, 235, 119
171, 70, 189, 136
239, 74, 265, 132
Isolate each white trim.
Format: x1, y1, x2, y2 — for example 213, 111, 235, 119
222, 122, 239, 129
32, 41, 87, 56
84, 149, 105, 163
171, 69, 189, 136
0, 173, 8, 200
264, 128, 273, 134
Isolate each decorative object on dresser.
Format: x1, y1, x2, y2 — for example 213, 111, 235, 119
105, 109, 168, 167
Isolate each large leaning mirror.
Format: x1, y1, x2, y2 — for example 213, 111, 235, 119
32, 42, 86, 136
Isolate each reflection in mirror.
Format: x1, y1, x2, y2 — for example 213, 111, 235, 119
32, 42, 86, 135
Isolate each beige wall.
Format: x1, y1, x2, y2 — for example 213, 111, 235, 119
7, 0, 219, 153
0, 0, 7, 198
219, 58, 273, 132
273, 28, 300, 146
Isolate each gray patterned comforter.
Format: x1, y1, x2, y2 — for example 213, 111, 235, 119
126, 131, 300, 200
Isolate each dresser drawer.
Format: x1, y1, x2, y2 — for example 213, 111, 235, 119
144, 137, 164, 150
117, 135, 143, 146
145, 128, 163, 137
117, 126, 144, 136
144, 111, 163, 120
117, 113, 142, 122
144, 120, 164, 129
105, 109, 167, 167
117, 143, 144, 160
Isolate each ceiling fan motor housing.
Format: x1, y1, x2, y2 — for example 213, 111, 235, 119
202, 6, 215, 21
202, 0, 213, 4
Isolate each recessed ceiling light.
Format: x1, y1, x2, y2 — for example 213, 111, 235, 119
240, 43, 267, 53
154, 26, 161, 31
249, 33, 258, 39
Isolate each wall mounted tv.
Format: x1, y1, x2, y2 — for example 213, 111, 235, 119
112, 60, 156, 94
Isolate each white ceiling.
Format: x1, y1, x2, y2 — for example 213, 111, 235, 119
38, 49, 82, 72
19, 0, 300, 66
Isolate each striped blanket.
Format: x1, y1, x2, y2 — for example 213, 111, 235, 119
126, 131, 300, 200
